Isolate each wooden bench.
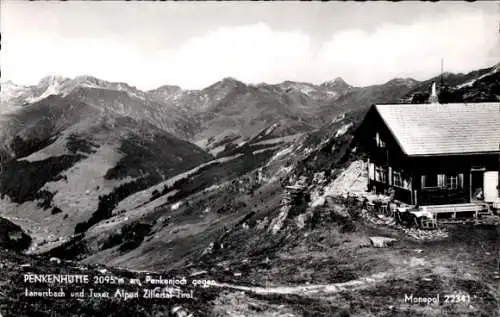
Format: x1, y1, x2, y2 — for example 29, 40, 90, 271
423, 203, 488, 219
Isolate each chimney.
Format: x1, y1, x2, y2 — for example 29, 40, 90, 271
428, 82, 439, 104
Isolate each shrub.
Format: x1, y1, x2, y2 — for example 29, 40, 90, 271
74, 222, 87, 235
51, 207, 63, 215
0, 154, 84, 205
74, 176, 157, 235
151, 189, 161, 200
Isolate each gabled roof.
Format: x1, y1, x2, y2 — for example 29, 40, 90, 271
374, 102, 500, 156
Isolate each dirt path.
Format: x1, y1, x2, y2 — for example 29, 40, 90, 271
213, 271, 389, 297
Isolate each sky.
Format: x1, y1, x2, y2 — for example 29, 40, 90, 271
1, 2, 499, 90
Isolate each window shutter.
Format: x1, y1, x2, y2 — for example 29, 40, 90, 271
388, 167, 392, 185
458, 173, 464, 188
421, 175, 426, 189
438, 174, 445, 187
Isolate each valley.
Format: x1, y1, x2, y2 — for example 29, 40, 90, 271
0, 62, 499, 316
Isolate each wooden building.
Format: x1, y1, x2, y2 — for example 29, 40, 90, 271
357, 102, 500, 209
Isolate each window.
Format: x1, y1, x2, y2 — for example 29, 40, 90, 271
375, 132, 385, 148
375, 166, 386, 183
422, 174, 438, 188
446, 173, 463, 189
393, 170, 411, 189
447, 175, 458, 189
422, 174, 445, 188
422, 173, 463, 189
393, 171, 403, 187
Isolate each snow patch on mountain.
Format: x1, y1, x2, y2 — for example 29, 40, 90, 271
26, 76, 69, 103
171, 201, 182, 211
0, 81, 30, 113
335, 123, 353, 138
28, 83, 62, 103
254, 134, 302, 146
2, 75, 149, 106
332, 113, 346, 124
208, 145, 227, 156
252, 145, 281, 155
266, 144, 295, 166
280, 81, 318, 96
1, 81, 28, 100
264, 122, 280, 135
321, 77, 351, 91
294, 84, 315, 95
456, 66, 499, 89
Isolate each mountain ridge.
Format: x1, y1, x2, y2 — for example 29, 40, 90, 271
3, 60, 498, 99
3, 62, 498, 156
1, 74, 377, 101
1, 62, 498, 248
0, 62, 499, 317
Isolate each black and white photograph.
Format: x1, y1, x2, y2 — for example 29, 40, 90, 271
0, 1, 499, 316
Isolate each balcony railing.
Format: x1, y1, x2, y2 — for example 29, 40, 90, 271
420, 187, 468, 206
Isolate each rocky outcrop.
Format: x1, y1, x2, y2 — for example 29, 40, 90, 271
369, 236, 397, 248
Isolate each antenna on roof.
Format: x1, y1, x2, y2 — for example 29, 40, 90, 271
440, 58, 444, 88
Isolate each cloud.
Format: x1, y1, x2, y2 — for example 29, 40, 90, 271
150, 23, 313, 88
1, 9, 498, 90
316, 11, 499, 86
1, 23, 314, 89
0, 31, 149, 84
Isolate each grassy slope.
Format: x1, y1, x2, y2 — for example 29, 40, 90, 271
1, 191, 498, 317
46, 99, 377, 272
61, 149, 278, 265
0, 245, 223, 317
0, 98, 213, 250
2, 66, 499, 316
62, 93, 499, 316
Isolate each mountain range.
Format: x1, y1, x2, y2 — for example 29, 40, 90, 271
4, 62, 498, 154
0, 61, 499, 316
0, 63, 498, 246
0, 72, 418, 151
